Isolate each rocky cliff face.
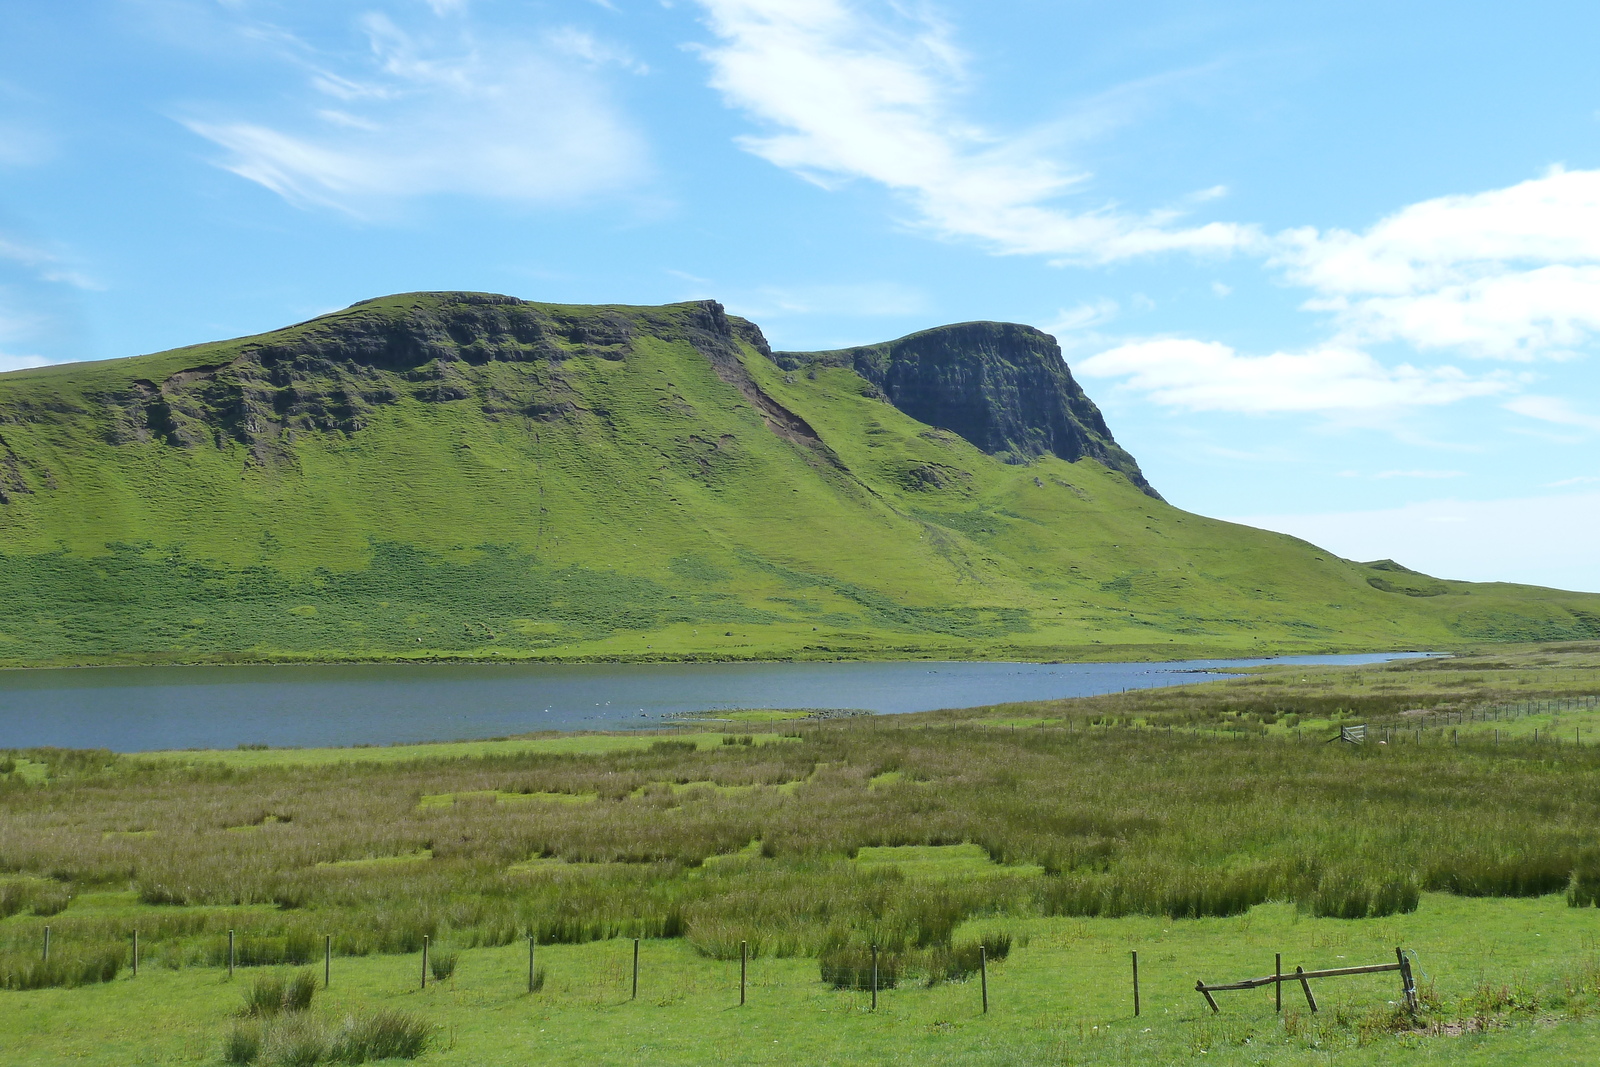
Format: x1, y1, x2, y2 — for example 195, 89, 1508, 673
92, 292, 779, 465
773, 322, 1159, 499
19, 293, 1153, 498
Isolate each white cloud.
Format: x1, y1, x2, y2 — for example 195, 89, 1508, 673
1076, 338, 1510, 415
183, 12, 648, 213
1230, 491, 1600, 592
693, 0, 1258, 262
1277, 167, 1600, 360
1505, 395, 1600, 433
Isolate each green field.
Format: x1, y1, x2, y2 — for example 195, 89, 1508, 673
8, 894, 1600, 1067
0, 291, 1597, 667
6, 645, 1600, 1063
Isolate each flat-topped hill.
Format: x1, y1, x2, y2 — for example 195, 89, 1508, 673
0, 291, 1595, 666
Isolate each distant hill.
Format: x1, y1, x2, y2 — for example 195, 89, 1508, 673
0, 291, 1595, 667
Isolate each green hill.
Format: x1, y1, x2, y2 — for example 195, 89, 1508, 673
0, 291, 1594, 667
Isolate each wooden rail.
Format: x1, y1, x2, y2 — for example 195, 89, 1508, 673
1195, 947, 1417, 1014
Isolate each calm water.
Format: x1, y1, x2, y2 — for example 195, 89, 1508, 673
0, 654, 1430, 752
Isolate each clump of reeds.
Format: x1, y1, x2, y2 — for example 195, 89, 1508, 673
242, 969, 318, 1017
428, 946, 457, 981
224, 1009, 430, 1065
818, 943, 901, 990
0, 877, 70, 919
0, 945, 122, 990
924, 932, 1012, 986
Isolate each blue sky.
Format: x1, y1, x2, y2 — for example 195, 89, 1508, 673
3, 0, 1600, 590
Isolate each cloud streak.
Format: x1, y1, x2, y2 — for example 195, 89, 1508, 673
183, 10, 648, 214
1505, 395, 1600, 433
693, 0, 1256, 262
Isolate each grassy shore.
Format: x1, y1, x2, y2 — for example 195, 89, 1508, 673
4, 642, 1600, 1064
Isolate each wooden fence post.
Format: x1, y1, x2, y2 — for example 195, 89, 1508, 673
871, 944, 879, 1011
1396, 947, 1418, 1015
1275, 953, 1281, 1012
740, 940, 747, 1006
1295, 966, 1318, 1012
324, 935, 331, 989
632, 938, 639, 1000
1132, 951, 1140, 1016
42, 925, 49, 962
980, 945, 989, 1014
528, 936, 536, 994
132, 930, 138, 978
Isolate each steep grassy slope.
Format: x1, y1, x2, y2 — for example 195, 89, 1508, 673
0, 291, 1595, 666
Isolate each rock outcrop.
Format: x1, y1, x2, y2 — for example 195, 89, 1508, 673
774, 322, 1159, 498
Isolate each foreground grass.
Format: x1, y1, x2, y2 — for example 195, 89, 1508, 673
7, 895, 1600, 1066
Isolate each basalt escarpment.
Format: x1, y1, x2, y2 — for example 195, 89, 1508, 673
89, 293, 790, 467
775, 322, 1158, 498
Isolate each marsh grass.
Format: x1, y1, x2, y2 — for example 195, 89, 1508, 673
5, 649, 1600, 991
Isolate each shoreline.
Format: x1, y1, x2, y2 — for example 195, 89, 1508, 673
0, 642, 1442, 675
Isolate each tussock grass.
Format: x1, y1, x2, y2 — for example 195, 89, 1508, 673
242, 970, 318, 1017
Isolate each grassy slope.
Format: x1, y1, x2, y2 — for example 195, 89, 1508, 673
0, 292, 1596, 666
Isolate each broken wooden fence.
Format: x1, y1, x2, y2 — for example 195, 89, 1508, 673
1195, 947, 1416, 1015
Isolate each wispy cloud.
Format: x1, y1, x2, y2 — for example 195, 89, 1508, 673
0, 236, 97, 290
182, 9, 648, 214
693, 0, 1258, 263
1076, 338, 1510, 415
1504, 395, 1600, 433
1045, 298, 1120, 336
